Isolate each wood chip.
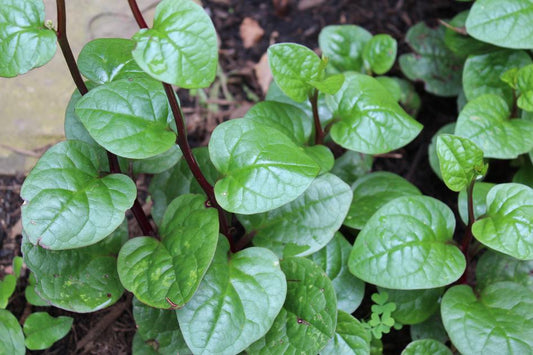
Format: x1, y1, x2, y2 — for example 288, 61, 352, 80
254, 53, 272, 96
239, 18, 264, 48
298, 0, 326, 11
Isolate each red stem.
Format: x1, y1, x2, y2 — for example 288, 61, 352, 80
310, 90, 324, 145
127, 0, 148, 29
458, 180, 476, 284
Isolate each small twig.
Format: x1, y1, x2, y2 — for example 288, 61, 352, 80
438, 19, 468, 35
373, 152, 403, 159
0, 143, 42, 158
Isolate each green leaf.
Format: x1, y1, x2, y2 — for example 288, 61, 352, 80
248, 257, 337, 354
75, 78, 176, 159
466, 0, 533, 49
375, 76, 421, 117
318, 25, 372, 73
22, 222, 127, 312
131, 0, 218, 88
344, 171, 421, 230
363, 34, 397, 75
436, 134, 486, 192
455, 94, 533, 159
321, 310, 371, 355
377, 287, 444, 325
309, 233, 365, 313
177, 237, 286, 354
12, 257, 22, 279
428, 123, 456, 180
444, 11, 496, 58
331, 150, 373, 185
349, 195, 465, 289
239, 173, 352, 257
462, 50, 532, 107
64, 82, 99, 146
208, 119, 320, 214
399, 22, 462, 97
477, 250, 533, 293
516, 64, 533, 112
25, 272, 48, 306
129, 145, 182, 175
472, 183, 533, 260
327, 72, 422, 154
118, 194, 218, 309
0, 0, 56, 77
20, 140, 136, 249
0, 274, 16, 309
457, 182, 494, 225
410, 312, 449, 344
267, 43, 321, 102
0, 310, 24, 355
78, 38, 147, 84
23, 312, 73, 350
402, 339, 452, 355
309, 74, 345, 95
441, 282, 533, 354
302, 145, 334, 175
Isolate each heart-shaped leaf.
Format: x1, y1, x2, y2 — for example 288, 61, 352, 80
0, 274, 16, 309
327, 72, 422, 154
75, 78, 176, 159
321, 310, 371, 355
0, 0, 56, 77
177, 237, 286, 354
344, 172, 421, 230
402, 339, 452, 355
318, 25, 372, 73
118, 194, 219, 309
349, 195, 465, 289
441, 282, 533, 354
377, 287, 444, 325
0, 310, 24, 355
21, 140, 136, 249
455, 94, 533, 159
208, 119, 320, 214
363, 34, 397, 75
458, 182, 494, 225
410, 312, 449, 344
247, 257, 337, 354
476, 250, 533, 292
239, 173, 352, 257
131, 0, 218, 88
472, 183, 533, 260
23, 312, 73, 350
309, 233, 365, 313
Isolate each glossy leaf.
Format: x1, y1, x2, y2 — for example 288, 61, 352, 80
129, 145, 182, 175
444, 11, 496, 58
247, 257, 337, 354
23, 312, 73, 350
118, 194, 219, 309
349, 195, 465, 289
375, 76, 421, 117
208, 119, 320, 214
327, 72, 422, 154
318, 25, 372, 73
331, 150, 373, 185
476, 250, 533, 292
363, 34, 397, 75
131, 0, 218, 88
309, 74, 345, 95
0, 310, 24, 355
309, 233, 365, 313
75, 78, 176, 159
0, 0, 56, 77
410, 312, 449, 344
21, 222, 127, 312
344, 171, 421, 230
377, 287, 443, 325
441, 283, 533, 354
402, 339, 452, 355
455, 94, 533, 159
428, 123, 456, 180
20, 140, 136, 250
321, 311, 371, 355
458, 182, 494, 225
177, 237, 286, 354
302, 145, 334, 175
472, 183, 533, 260
64, 82, 99, 146
239, 173, 352, 257
0, 274, 16, 309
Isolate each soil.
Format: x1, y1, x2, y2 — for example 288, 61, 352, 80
1, 0, 514, 354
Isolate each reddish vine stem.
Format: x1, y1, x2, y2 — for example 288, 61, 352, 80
310, 90, 325, 145
56, 0, 155, 237
458, 179, 476, 284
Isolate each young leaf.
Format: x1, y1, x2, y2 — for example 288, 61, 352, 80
363, 34, 397, 75
377, 287, 444, 325
20, 140, 136, 250
441, 283, 533, 354
402, 339, 452, 355
239, 173, 352, 257
436, 134, 486, 192
318, 25, 372, 73
308, 74, 345, 95
344, 172, 421, 230
455, 94, 533, 159
476, 250, 533, 292
177, 237, 286, 354
208, 119, 320, 214
247, 257, 337, 354
0, 0, 56, 77
472, 183, 533, 260
331, 150, 373, 185
23, 312, 73, 350
309, 233, 365, 314
428, 123, 456, 180
349, 195, 465, 289
321, 310, 371, 355
0, 274, 16, 309
75, 78, 176, 159
410, 312, 449, 344
25, 272, 48, 307
0, 310, 25, 355
118, 194, 219, 309
131, 0, 218, 88
457, 182, 494, 225
327, 72, 422, 154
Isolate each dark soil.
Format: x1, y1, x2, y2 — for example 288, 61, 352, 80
1, 0, 512, 354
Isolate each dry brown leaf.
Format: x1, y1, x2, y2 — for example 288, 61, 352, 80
240, 18, 264, 48
254, 53, 272, 96
298, 0, 326, 11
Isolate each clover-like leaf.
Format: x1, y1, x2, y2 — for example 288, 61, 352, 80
321, 310, 371, 355
472, 183, 533, 260
21, 141, 136, 249
457, 182, 494, 225
177, 237, 286, 354
0, 0, 56, 77
131, 0, 218, 88
318, 25, 372, 73
247, 257, 337, 354
402, 339, 452, 355
309, 233, 365, 314
455, 94, 533, 159
349, 195, 465, 289
377, 287, 444, 325
476, 250, 533, 292
344, 172, 421, 230
410, 312, 449, 344
118, 194, 218, 309
208, 119, 320, 214
23, 312, 73, 350
239, 173, 351, 257
0, 310, 24, 355
441, 282, 533, 354
363, 34, 397, 75
327, 72, 422, 154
